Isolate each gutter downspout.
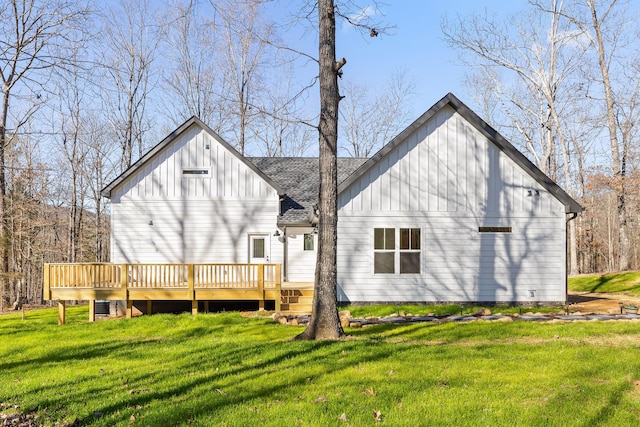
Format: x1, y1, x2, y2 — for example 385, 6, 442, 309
283, 226, 288, 282
565, 212, 578, 303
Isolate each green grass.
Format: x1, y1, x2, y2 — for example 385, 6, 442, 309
343, 303, 560, 318
569, 271, 640, 294
2, 306, 640, 426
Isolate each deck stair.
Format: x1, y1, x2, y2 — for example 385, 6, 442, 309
280, 289, 314, 315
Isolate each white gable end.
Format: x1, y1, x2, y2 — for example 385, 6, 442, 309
112, 124, 277, 202
339, 106, 564, 216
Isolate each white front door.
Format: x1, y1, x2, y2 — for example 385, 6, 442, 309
249, 234, 270, 264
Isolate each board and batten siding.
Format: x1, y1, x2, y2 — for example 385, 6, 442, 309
337, 106, 567, 303
110, 124, 282, 265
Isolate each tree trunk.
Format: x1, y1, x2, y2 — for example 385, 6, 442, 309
589, 0, 629, 271
0, 89, 9, 311
294, 0, 344, 341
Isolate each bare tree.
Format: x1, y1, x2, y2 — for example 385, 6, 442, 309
294, 0, 386, 341
251, 62, 315, 157
340, 69, 415, 157
294, 0, 345, 340
0, 0, 89, 310
100, 0, 162, 171
558, 0, 635, 271
209, 0, 272, 155
162, 1, 228, 129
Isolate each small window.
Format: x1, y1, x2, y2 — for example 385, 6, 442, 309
183, 169, 209, 175
479, 227, 512, 233
399, 228, 420, 274
374, 228, 395, 274
252, 238, 265, 258
303, 234, 314, 251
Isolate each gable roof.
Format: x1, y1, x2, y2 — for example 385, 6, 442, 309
101, 116, 283, 199
338, 93, 584, 214
250, 157, 368, 225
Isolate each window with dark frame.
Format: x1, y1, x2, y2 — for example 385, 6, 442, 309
478, 226, 512, 233
182, 169, 209, 175
399, 228, 421, 274
374, 228, 421, 274
374, 228, 395, 274
303, 234, 314, 251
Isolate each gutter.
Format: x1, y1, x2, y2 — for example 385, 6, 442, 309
565, 212, 579, 303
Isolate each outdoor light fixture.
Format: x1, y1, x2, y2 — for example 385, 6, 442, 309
273, 230, 281, 237
148, 219, 153, 226
312, 226, 318, 235
528, 290, 536, 298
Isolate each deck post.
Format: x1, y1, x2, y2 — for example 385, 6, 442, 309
126, 300, 133, 319
191, 300, 198, 316
146, 300, 152, 315
43, 264, 51, 300
275, 264, 282, 312
187, 264, 194, 300
257, 264, 264, 310
58, 300, 66, 325
204, 301, 209, 312
89, 299, 95, 322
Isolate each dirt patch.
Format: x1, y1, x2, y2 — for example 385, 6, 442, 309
567, 292, 640, 314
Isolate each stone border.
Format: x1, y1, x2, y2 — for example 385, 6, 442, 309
272, 310, 640, 327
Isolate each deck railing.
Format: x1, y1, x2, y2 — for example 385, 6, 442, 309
43, 263, 282, 324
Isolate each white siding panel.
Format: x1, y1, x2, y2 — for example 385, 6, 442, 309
336, 105, 569, 303
286, 227, 316, 282
337, 212, 566, 303
111, 198, 281, 265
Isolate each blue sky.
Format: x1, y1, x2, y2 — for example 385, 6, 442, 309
267, 0, 526, 121
337, 1, 516, 112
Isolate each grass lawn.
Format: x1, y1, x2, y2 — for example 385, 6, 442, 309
2, 306, 640, 426
569, 271, 640, 295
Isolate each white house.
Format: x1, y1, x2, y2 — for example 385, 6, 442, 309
102, 93, 582, 305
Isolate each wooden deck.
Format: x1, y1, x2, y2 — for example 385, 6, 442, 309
43, 263, 312, 324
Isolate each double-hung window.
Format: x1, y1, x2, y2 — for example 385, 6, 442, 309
374, 228, 421, 274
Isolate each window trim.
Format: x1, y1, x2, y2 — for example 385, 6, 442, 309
373, 227, 421, 275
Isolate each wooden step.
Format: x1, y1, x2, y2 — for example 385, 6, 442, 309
280, 289, 313, 315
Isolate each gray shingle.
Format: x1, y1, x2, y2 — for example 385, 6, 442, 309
249, 157, 368, 225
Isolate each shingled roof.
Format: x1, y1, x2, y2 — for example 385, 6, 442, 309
249, 157, 368, 225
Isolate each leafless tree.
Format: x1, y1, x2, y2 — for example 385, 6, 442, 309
161, 1, 228, 130
0, 0, 90, 310
100, 0, 162, 171
557, 0, 637, 271
211, 0, 271, 155
295, 0, 387, 341
340, 69, 415, 157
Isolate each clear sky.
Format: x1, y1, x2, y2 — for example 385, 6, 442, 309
337, 1, 514, 112
268, 0, 527, 121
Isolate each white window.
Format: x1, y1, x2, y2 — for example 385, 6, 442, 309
374, 228, 421, 274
